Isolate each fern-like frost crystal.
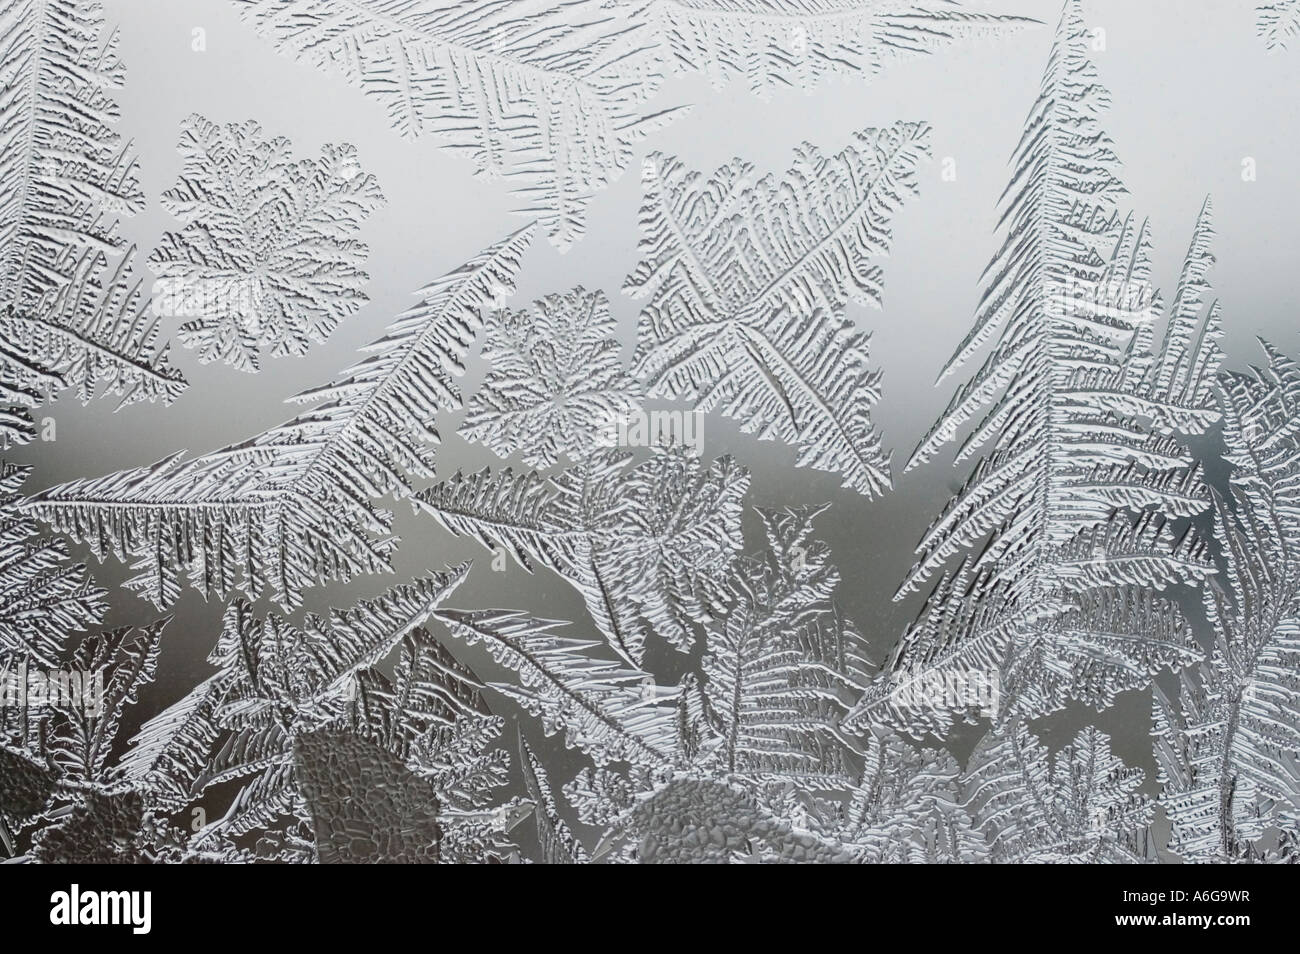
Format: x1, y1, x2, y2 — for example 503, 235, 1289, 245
630, 0, 1037, 97
1259, 1, 1300, 49
24, 226, 535, 608
231, 0, 688, 250
460, 287, 643, 467
231, 2, 1031, 252
964, 723, 1154, 863
624, 123, 930, 495
853, 2, 1224, 734
1153, 343, 1300, 861
0, 0, 184, 447
419, 448, 748, 663
149, 114, 385, 372
0, 462, 105, 668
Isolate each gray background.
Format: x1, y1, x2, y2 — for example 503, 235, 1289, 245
16, 0, 1300, 809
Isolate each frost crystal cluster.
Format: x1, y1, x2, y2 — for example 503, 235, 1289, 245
2, 0, 1297, 866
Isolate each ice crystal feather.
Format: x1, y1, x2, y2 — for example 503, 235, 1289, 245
964, 723, 1154, 863
1153, 344, 1300, 861
24, 226, 534, 608
120, 674, 228, 813
2, 613, 203, 862
704, 596, 815, 775
352, 625, 493, 754
432, 607, 682, 768
431, 501, 877, 851
183, 569, 521, 861
47, 617, 169, 785
349, 626, 515, 864
612, 450, 749, 654
232, 0, 687, 251
704, 505, 870, 778
624, 123, 929, 495
518, 733, 586, 864
230, 0, 1031, 252
418, 448, 747, 663
149, 114, 384, 372
838, 732, 985, 863
0, 462, 105, 668
564, 765, 639, 833
855, 4, 1222, 734
460, 287, 643, 468
417, 463, 588, 577
0, 0, 184, 446
630, 0, 1037, 98
1259, 1, 1300, 49
210, 568, 470, 738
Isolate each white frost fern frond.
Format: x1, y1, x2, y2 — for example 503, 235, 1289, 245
460, 287, 644, 467
704, 504, 870, 779
1259, 1, 1300, 49
232, 0, 688, 250
416, 463, 592, 576
841, 731, 985, 863
0, 0, 185, 447
624, 122, 931, 495
517, 733, 586, 864
630, 0, 1038, 97
432, 607, 682, 769
47, 616, 170, 786
359, 632, 515, 863
417, 455, 652, 662
0, 461, 106, 669
0, 0, 143, 303
215, 567, 471, 735
1154, 343, 1300, 861
149, 114, 385, 372
870, 3, 1220, 734
120, 673, 229, 813
23, 226, 534, 608
418, 449, 747, 664
184, 572, 471, 845
352, 626, 494, 756
964, 723, 1154, 863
